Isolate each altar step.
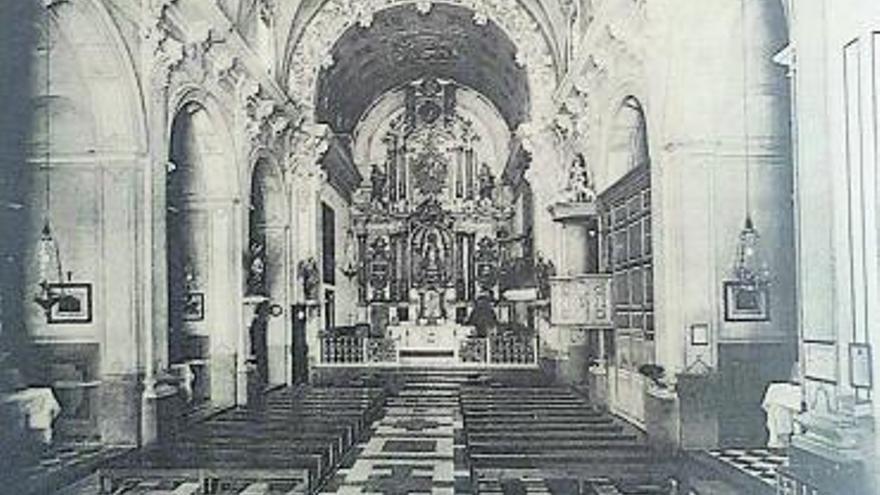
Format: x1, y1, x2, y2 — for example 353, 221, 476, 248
462, 385, 676, 493
99, 386, 386, 494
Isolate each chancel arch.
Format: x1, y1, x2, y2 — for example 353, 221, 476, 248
603, 95, 651, 190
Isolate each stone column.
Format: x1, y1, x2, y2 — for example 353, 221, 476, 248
207, 203, 241, 408
99, 161, 144, 446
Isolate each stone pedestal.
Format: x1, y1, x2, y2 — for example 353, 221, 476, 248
145, 380, 182, 446
676, 372, 719, 449
781, 409, 873, 494
99, 374, 141, 446
644, 386, 679, 453
546, 199, 604, 391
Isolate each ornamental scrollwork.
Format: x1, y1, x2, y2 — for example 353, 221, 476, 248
287, 0, 557, 126
286, 123, 331, 176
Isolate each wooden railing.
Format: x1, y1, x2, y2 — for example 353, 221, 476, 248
319, 332, 537, 367
488, 335, 537, 365
320, 334, 366, 364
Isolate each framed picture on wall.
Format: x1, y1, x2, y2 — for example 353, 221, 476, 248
723, 281, 770, 322
47, 283, 93, 324
183, 292, 205, 322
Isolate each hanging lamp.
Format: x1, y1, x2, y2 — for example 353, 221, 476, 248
731, 0, 770, 290
33, 5, 65, 315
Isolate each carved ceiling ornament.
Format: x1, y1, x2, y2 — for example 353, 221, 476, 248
287, 122, 331, 177
143, 0, 184, 90
287, 0, 558, 127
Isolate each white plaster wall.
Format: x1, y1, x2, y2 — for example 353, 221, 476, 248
320, 183, 358, 327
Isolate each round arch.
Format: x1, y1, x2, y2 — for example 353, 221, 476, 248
600, 95, 651, 190
165, 94, 244, 408
166, 88, 241, 201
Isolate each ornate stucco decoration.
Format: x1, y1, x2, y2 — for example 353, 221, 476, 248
287, 123, 332, 178
143, 0, 184, 90
287, 0, 558, 128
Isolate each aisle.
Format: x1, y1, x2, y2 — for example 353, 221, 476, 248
321, 381, 470, 494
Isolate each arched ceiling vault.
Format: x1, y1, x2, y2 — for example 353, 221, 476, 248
315, 3, 530, 134
279, 0, 566, 86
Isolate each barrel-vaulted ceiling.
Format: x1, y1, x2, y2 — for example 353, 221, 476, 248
313, 3, 530, 134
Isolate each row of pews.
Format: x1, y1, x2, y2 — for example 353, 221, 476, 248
98, 386, 385, 494
461, 385, 676, 494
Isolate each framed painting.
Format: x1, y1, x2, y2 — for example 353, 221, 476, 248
47, 283, 93, 324
723, 281, 770, 322
183, 292, 205, 322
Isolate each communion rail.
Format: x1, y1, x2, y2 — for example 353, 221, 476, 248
317, 333, 538, 368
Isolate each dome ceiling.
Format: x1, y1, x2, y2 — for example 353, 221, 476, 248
315, 3, 530, 134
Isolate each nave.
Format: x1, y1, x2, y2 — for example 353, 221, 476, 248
42, 370, 773, 495
3, 1, 879, 494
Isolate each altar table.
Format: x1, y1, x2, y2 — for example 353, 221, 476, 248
387, 323, 475, 363
1, 387, 61, 444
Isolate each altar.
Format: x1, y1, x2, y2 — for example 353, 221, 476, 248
388, 322, 475, 364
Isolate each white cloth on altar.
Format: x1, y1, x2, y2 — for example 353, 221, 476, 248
1, 387, 62, 444
762, 382, 800, 448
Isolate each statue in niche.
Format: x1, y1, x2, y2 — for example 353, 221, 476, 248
370, 164, 387, 207
421, 289, 444, 322
566, 153, 596, 203
247, 239, 266, 296
477, 162, 496, 202
420, 232, 444, 288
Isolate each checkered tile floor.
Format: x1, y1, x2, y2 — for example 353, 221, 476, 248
705, 448, 788, 486
321, 381, 469, 494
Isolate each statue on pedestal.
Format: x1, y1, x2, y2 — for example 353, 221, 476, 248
370, 164, 387, 207
566, 153, 596, 203
477, 162, 496, 203
535, 251, 556, 300
246, 240, 266, 296
419, 232, 444, 288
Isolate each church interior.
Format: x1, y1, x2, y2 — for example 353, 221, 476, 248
0, 0, 878, 493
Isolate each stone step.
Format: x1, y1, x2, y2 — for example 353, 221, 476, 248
470, 454, 665, 470
465, 418, 615, 428
464, 410, 606, 419
467, 431, 638, 442
461, 388, 579, 394
169, 481, 201, 495
469, 441, 646, 453
467, 423, 625, 434
463, 400, 588, 407
238, 482, 269, 495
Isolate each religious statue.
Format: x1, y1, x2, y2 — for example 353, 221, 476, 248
421, 289, 444, 322
246, 240, 266, 296
420, 232, 444, 288
297, 257, 320, 301
370, 164, 387, 206
477, 162, 496, 202
535, 251, 556, 300
567, 153, 596, 203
